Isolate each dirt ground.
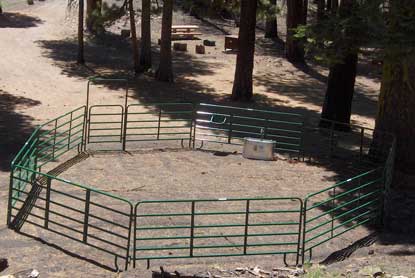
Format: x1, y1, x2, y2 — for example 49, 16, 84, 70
0, 0, 414, 277
61, 149, 339, 201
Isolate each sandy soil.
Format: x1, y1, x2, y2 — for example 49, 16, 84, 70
61, 149, 338, 201
1, 1, 412, 277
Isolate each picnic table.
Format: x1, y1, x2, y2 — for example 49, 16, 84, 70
171, 25, 201, 40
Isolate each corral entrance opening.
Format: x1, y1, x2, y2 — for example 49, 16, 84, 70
7, 79, 395, 271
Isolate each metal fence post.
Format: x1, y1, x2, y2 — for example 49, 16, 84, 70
228, 114, 233, 144
243, 200, 250, 255
83, 189, 91, 243
81, 106, 87, 152
133, 203, 138, 268
52, 119, 58, 160
44, 177, 51, 229
125, 204, 134, 271
301, 199, 308, 265
296, 199, 304, 266
122, 106, 128, 151
68, 111, 73, 150
190, 201, 195, 257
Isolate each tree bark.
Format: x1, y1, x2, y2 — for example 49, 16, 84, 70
302, 0, 308, 24
140, 0, 152, 70
319, 0, 357, 129
231, 0, 257, 101
331, 0, 338, 11
265, 0, 278, 39
320, 52, 358, 129
156, 0, 174, 82
86, 0, 102, 33
128, 0, 140, 73
372, 0, 415, 177
326, 0, 332, 10
317, 0, 325, 21
77, 0, 85, 64
286, 0, 304, 63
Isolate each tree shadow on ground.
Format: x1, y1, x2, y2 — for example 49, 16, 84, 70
254, 67, 379, 122
0, 91, 40, 172
0, 12, 42, 28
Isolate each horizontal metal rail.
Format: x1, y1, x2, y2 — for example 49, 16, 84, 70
133, 197, 303, 267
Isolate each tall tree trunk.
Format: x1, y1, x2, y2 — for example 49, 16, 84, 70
373, 0, 415, 177
128, 0, 140, 73
86, 0, 102, 33
319, 0, 357, 129
326, 0, 332, 10
140, 0, 152, 70
320, 53, 358, 128
265, 0, 278, 39
77, 0, 85, 64
317, 0, 324, 21
156, 0, 173, 82
331, 0, 338, 11
286, 0, 304, 63
302, 0, 308, 24
231, 0, 257, 101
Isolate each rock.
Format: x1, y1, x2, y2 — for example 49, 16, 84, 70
0, 259, 8, 273
27, 0, 34, 4
173, 43, 187, 52
196, 45, 205, 54
369, 249, 375, 255
358, 266, 383, 276
2, 269, 39, 278
203, 40, 216, 47
373, 272, 386, 278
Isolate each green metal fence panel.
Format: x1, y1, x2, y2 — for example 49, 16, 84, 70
194, 103, 304, 156
301, 167, 385, 263
125, 103, 194, 148
133, 197, 303, 267
87, 105, 124, 150
9, 166, 134, 271
36, 106, 86, 169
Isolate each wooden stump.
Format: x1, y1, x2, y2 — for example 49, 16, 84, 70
121, 29, 131, 38
173, 43, 187, 52
195, 45, 205, 54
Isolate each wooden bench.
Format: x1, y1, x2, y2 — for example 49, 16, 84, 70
171, 25, 201, 40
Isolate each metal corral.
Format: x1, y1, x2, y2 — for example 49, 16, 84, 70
7, 84, 396, 270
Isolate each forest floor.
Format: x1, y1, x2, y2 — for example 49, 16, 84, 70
0, 0, 414, 277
